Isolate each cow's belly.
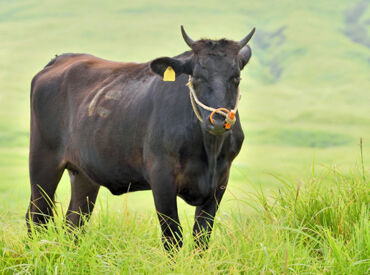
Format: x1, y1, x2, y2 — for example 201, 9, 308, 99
68, 118, 150, 195
102, 179, 151, 195
87, 169, 150, 195
72, 154, 150, 195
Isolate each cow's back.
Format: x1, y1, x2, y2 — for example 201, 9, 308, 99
30, 53, 151, 150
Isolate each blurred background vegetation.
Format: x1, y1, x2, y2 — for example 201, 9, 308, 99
0, 0, 369, 221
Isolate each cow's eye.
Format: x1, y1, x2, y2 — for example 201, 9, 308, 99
232, 76, 241, 84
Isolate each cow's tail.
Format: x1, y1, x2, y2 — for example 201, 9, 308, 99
44, 55, 59, 68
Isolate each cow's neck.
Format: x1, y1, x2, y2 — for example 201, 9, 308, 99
202, 129, 225, 188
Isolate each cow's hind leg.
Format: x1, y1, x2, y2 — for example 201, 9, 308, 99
66, 171, 100, 228
26, 144, 65, 233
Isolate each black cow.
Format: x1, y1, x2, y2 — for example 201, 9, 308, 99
26, 26, 255, 250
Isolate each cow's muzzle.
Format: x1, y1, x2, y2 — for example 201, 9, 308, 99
206, 110, 236, 135
209, 108, 236, 130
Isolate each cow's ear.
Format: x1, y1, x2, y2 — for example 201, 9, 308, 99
150, 57, 192, 80
238, 45, 252, 70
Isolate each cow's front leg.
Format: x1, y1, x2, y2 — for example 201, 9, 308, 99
193, 183, 227, 250
150, 168, 182, 251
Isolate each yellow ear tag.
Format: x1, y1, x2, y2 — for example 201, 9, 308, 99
163, 66, 175, 82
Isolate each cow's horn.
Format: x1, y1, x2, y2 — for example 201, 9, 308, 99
238, 27, 256, 49
181, 25, 194, 49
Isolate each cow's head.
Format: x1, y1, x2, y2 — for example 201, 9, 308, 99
150, 26, 255, 135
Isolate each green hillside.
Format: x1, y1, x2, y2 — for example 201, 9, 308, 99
0, 0, 369, 214
0, 0, 369, 273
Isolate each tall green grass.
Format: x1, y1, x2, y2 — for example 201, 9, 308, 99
1, 165, 368, 274
248, 165, 369, 274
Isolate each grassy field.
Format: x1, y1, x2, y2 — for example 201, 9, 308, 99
0, 0, 369, 273
1, 168, 368, 273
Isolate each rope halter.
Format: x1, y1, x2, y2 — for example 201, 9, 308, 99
186, 76, 241, 130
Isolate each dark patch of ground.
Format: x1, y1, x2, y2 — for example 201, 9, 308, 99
253, 26, 287, 81
343, 0, 370, 49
